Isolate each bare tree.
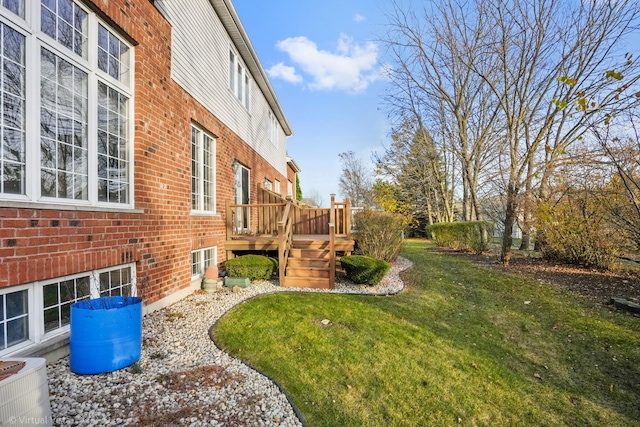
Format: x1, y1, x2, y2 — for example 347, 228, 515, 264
382, 0, 501, 228
475, 0, 640, 263
301, 188, 325, 208
593, 116, 640, 250
338, 151, 375, 207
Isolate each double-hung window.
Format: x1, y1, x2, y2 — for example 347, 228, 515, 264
191, 124, 215, 213
269, 111, 278, 147
0, 1, 134, 206
228, 49, 249, 109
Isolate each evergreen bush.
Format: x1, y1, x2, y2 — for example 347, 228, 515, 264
224, 255, 276, 281
425, 221, 492, 253
340, 255, 391, 286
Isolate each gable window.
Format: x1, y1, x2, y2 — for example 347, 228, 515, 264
0, 1, 134, 207
228, 49, 249, 110
0, 264, 135, 356
191, 124, 216, 213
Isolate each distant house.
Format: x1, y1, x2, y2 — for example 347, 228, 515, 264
0, 0, 295, 359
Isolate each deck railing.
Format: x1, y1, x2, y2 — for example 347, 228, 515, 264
225, 200, 287, 237
226, 186, 351, 239
277, 200, 294, 284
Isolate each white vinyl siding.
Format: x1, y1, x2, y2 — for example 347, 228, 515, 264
156, 0, 288, 177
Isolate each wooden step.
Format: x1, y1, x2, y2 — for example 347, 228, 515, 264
286, 267, 330, 278
290, 248, 330, 258
292, 240, 331, 250
282, 276, 332, 289
287, 258, 330, 268
292, 241, 356, 251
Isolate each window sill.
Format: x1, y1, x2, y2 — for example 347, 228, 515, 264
190, 211, 221, 218
12, 333, 70, 363
0, 200, 144, 214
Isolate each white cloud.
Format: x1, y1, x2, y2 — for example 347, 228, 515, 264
353, 13, 366, 23
273, 33, 382, 94
266, 62, 303, 84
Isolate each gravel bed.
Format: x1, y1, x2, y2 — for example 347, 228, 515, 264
47, 256, 413, 426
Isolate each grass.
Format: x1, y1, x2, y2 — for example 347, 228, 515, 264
213, 240, 640, 426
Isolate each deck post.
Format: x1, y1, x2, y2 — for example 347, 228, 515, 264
278, 220, 285, 286
329, 194, 336, 289
345, 198, 352, 240
226, 199, 233, 238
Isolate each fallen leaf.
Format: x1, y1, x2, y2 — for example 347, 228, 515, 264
524, 301, 531, 305
534, 373, 542, 380
610, 384, 614, 392
347, 384, 353, 390
471, 362, 478, 369
553, 324, 559, 329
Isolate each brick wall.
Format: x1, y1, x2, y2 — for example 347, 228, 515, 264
0, 0, 288, 306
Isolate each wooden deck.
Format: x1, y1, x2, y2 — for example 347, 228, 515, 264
224, 186, 353, 288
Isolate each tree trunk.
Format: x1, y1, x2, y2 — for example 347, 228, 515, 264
500, 187, 518, 265
519, 233, 530, 251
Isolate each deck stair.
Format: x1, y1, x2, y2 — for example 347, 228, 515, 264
283, 245, 333, 288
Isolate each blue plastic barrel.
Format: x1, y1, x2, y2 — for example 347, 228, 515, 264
70, 296, 142, 375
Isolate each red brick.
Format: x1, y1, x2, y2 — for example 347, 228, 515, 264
0, 0, 290, 302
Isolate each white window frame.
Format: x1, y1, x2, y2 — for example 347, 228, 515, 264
0, 263, 136, 356
287, 180, 293, 197
269, 111, 278, 147
191, 246, 217, 280
274, 179, 280, 195
0, 283, 32, 355
228, 48, 249, 110
0, 1, 135, 208
191, 124, 216, 214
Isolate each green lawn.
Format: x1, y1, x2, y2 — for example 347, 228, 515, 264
213, 240, 640, 426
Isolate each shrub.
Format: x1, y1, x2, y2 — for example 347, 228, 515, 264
224, 255, 276, 281
536, 195, 620, 270
353, 209, 405, 262
340, 255, 391, 286
426, 221, 492, 253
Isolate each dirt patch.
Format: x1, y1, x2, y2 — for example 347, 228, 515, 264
432, 247, 640, 306
157, 365, 241, 391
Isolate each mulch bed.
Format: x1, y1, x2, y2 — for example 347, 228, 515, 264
430, 247, 640, 307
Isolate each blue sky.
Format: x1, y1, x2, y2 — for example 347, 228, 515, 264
233, 0, 391, 206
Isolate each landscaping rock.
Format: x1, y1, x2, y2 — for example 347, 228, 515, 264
46, 257, 413, 426
610, 297, 640, 314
